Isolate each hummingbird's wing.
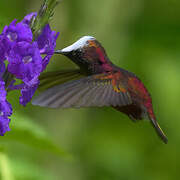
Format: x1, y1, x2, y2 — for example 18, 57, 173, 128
32, 73, 132, 108
38, 69, 84, 91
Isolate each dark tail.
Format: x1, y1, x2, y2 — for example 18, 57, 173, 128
150, 117, 168, 144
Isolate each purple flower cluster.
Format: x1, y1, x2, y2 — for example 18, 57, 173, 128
0, 13, 59, 135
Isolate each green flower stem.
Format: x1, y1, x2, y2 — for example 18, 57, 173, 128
31, 0, 59, 39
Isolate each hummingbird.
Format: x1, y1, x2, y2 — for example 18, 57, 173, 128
32, 36, 168, 144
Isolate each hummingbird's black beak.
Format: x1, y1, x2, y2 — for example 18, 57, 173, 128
54, 50, 69, 55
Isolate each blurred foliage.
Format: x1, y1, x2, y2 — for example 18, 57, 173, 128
0, 0, 180, 179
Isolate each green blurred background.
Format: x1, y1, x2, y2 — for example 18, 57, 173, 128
0, 0, 180, 179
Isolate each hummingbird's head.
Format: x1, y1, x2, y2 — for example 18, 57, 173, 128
56, 36, 111, 71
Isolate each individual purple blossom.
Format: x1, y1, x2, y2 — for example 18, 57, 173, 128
2, 20, 33, 44
7, 41, 42, 82
22, 12, 37, 25
0, 79, 12, 135
37, 24, 59, 71
7, 78, 39, 107
19, 77, 39, 106
37, 24, 59, 55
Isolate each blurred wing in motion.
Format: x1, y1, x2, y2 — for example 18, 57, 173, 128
38, 69, 84, 91
32, 73, 132, 108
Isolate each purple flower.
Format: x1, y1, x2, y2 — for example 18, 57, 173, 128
0, 11, 60, 135
37, 24, 59, 55
7, 78, 39, 106
2, 20, 33, 44
7, 41, 42, 82
37, 24, 59, 71
19, 77, 39, 106
22, 12, 37, 25
0, 79, 12, 135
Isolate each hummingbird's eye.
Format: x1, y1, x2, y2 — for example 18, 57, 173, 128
86, 41, 89, 46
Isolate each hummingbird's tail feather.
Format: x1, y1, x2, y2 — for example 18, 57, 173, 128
38, 69, 84, 91
150, 117, 168, 144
